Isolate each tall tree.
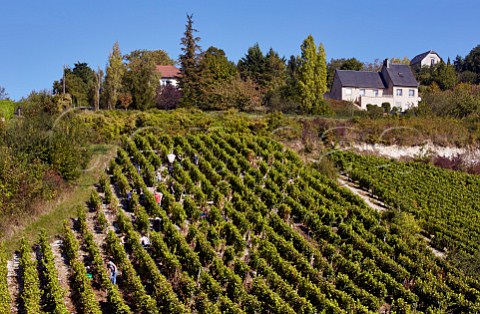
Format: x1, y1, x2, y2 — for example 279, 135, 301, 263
104, 41, 125, 109
264, 48, 287, 91
237, 43, 266, 86
462, 44, 480, 83
123, 50, 161, 110
297, 35, 328, 114
94, 66, 104, 111
178, 14, 202, 107
197, 46, 238, 109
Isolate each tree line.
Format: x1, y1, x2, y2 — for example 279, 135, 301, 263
37, 15, 333, 115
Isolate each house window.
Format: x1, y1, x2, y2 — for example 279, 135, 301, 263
359, 89, 365, 96
345, 88, 352, 96
409, 89, 415, 97
373, 89, 379, 97
396, 89, 403, 96
431, 58, 435, 66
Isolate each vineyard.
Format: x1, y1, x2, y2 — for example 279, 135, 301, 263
332, 151, 480, 272
1, 131, 480, 313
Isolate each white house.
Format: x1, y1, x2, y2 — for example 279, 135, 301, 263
410, 50, 442, 69
156, 65, 181, 87
329, 59, 420, 111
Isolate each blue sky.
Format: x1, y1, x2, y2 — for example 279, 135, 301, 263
1, 0, 479, 100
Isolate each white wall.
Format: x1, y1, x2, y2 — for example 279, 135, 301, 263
160, 78, 179, 87
420, 53, 442, 67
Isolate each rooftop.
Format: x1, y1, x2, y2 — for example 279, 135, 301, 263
155, 65, 181, 78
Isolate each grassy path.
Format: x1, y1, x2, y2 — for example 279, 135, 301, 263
3, 144, 117, 254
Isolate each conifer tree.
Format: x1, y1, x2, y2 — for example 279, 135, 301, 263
179, 14, 202, 107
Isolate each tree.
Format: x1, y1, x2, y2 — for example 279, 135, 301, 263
53, 62, 95, 107
178, 14, 202, 107
327, 58, 363, 89
142, 50, 175, 66
415, 61, 457, 90
196, 46, 238, 109
238, 43, 266, 87
156, 84, 182, 109
432, 62, 457, 90
390, 56, 410, 64
123, 50, 161, 110
296, 35, 328, 114
208, 77, 262, 111
464, 44, 480, 75
104, 41, 125, 109
94, 66, 103, 111
263, 48, 287, 91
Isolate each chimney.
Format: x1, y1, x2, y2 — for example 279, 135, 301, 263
383, 58, 390, 68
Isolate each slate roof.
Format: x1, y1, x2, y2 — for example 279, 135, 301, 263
410, 50, 441, 66
384, 64, 418, 87
156, 65, 181, 78
335, 70, 387, 89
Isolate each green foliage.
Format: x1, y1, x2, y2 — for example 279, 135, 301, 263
197, 46, 238, 110
104, 41, 125, 109
123, 50, 161, 110
420, 83, 480, 118
0, 243, 11, 314
38, 231, 69, 314
179, 14, 202, 107
238, 43, 266, 87
366, 104, 384, 118
327, 58, 363, 88
0, 100, 15, 120
416, 62, 457, 90
381, 102, 391, 113
297, 35, 328, 114
53, 62, 96, 107
19, 238, 42, 314
62, 224, 102, 314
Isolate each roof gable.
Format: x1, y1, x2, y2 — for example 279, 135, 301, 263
384, 64, 418, 87
410, 50, 441, 65
156, 65, 180, 78
335, 70, 386, 89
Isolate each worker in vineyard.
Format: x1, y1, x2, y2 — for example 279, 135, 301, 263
140, 233, 151, 248
154, 191, 163, 206
107, 259, 118, 284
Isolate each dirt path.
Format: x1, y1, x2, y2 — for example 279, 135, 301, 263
7, 252, 19, 313
337, 175, 446, 259
51, 239, 77, 313
337, 176, 387, 212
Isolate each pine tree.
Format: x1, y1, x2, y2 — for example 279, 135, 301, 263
179, 14, 202, 107
238, 43, 266, 86
104, 41, 124, 109
297, 35, 328, 114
